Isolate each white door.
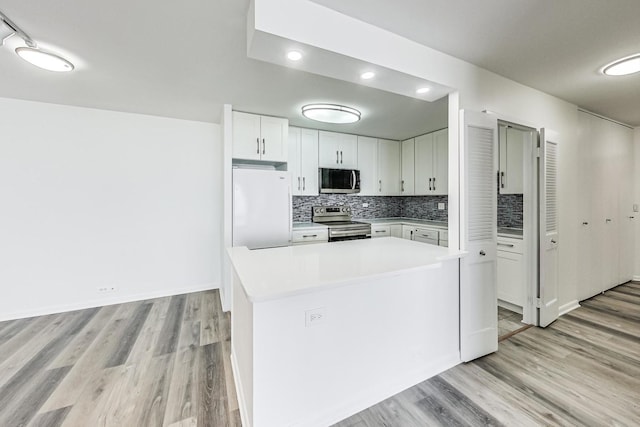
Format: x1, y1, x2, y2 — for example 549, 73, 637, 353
260, 116, 287, 162
232, 111, 261, 160
318, 131, 341, 168
415, 133, 434, 195
538, 128, 560, 327
339, 133, 359, 169
288, 127, 302, 195
378, 139, 401, 195
432, 128, 448, 195
459, 110, 498, 362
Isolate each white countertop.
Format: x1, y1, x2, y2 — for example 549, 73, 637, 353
361, 218, 448, 229
227, 237, 465, 302
292, 222, 328, 230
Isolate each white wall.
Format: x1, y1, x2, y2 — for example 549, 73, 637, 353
0, 98, 221, 320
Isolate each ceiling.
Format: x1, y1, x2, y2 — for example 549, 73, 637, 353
0, 0, 446, 140
311, 0, 640, 127
1, 0, 638, 138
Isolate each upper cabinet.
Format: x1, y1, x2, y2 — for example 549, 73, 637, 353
233, 111, 288, 162
288, 127, 319, 196
498, 125, 524, 194
377, 139, 401, 196
414, 128, 448, 195
401, 138, 415, 195
319, 131, 358, 169
357, 136, 378, 196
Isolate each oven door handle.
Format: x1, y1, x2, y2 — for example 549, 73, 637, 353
330, 229, 371, 235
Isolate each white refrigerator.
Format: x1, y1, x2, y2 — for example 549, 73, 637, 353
232, 168, 292, 249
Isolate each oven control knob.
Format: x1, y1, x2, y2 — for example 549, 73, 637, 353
342, 207, 346, 212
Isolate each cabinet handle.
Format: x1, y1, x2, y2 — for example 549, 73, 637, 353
500, 171, 505, 188
429, 178, 432, 191
629, 216, 635, 219
479, 250, 486, 256
298, 177, 301, 190
256, 138, 260, 154
410, 230, 413, 239
401, 180, 405, 192
336, 150, 339, 164
375, 230, 386, 233
497, 243, 515, 247
433, 177, 436, 191
582, 222, 589, 225
262, 138, 265, 155
379, 180, 382, 192
303, 177, 306, 191
606, 218, 612, 223
551, 239, 557, 244
302, 234, 318, 238
340, 151, 343, 164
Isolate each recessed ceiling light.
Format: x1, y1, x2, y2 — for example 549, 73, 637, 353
302, 104, 361, 124
361, 71, 375, 80
602, 54, 640, 76
287, 50, 303, 61
15, 47, 74, 72
416, 87, 431, 94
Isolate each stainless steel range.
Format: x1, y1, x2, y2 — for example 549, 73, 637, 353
312, 206, 372, 242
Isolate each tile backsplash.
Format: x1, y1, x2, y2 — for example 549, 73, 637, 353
293, 194, 448, 222
497, 193, 524, 228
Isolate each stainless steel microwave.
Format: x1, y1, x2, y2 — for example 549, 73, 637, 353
319, 168, 360, 194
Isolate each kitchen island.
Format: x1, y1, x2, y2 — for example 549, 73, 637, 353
228, 237, 465, 427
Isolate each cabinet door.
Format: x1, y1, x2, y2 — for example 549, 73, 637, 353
300, 128, 319, 195
401, 225, 415, 240
390, 224, 403, 238
499, 126, 524, 194
414, 133, 434, 195
432, 129, 448, 195
339, 133, 358, 169
497, 250, 524, 307
260, 116, 288, 162
371, 225, 391, 238
357, 136, 378, 196
401, 138, 415, 195
377, 139, 401, 195
318, 131, 340, 168
288, 127, 302, 195
232, 111, 261, 160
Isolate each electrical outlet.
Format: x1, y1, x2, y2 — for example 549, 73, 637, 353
97, 286, 117, 293
362, 203, 369, 208
438, 202, 446, 210
305, 307, 326, 327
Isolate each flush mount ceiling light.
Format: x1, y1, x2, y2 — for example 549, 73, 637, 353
360, 71, 375, 80
416, 87, 431, 94
602, 54, 640, 76
16, 47, 74, 72
302, 104, 361, 124
0, 10, 74, 72
287, 50, 303, 61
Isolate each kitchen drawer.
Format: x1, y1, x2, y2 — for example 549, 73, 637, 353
292, 228, 328, 245
497, 236, 523, 254
371, 225, 391, 238
414, 228, 438, 241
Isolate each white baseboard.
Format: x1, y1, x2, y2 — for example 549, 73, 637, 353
632, 275, 640, 282
0, 282, 219, 321
231, 352, 251, 427
559, 300, 580, 316
497, 299, 523, 314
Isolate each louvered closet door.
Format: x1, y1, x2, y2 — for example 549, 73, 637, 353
539, 129, 560, 327
459, 110, 498, 362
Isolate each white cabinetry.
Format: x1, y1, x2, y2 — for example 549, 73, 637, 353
415, 129, 448, 195
390, 224, 403, 238
498, 125, 524, 194
402, 224, 439, 245
319, 131, 358, 169
292, 228, 328, 245
497, 237, 524, 307
288, 127, 318, 196
357, 136, 378, 196
401, 138, 415, 195
232, 111, 288, 162
357, 137, 401, 196
371, 224, 391, 238
377, 139, 401, 195
576, 111, 635, 301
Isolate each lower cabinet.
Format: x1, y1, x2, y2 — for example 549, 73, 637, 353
292, 228, 328, 245
497, 236, 524, 307
401, 225, 440, 245
371, 224, 391, 238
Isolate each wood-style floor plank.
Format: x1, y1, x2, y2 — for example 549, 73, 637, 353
2, 283, 639, 427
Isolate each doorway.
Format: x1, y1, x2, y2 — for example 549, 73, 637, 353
496, 120, 538, 339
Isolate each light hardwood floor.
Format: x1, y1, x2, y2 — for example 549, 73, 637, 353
497, 306, 524, 338
1, 282, 639, 426
0, 290, 240, 427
